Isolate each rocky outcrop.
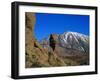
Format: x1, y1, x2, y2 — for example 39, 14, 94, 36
49, 34, 58, 51
25, 12, 66, 68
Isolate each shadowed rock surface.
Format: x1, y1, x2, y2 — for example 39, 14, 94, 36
49, 34, 58, 51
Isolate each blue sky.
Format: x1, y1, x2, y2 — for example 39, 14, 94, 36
34, 13, 89, 41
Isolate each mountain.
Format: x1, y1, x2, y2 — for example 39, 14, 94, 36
59, 31, 89, 53
40, 31, 89, 53
40, 32, 89, 65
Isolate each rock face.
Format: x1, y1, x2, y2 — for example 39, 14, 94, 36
25, 12, 66, 68
49, 34, 59, 51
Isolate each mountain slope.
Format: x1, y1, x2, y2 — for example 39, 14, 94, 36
40, 32, 89, 65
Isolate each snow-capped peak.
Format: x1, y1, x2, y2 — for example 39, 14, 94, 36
63, 31, 88, 38
61, 31, 88, 43
59, 31, 89, 52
